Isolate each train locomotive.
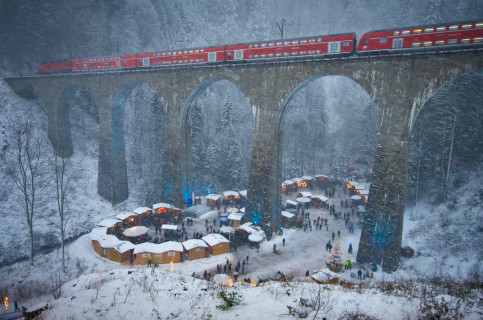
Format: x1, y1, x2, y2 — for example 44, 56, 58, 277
38, 20, 482, 74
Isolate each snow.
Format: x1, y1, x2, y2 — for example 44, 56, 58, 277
248, 234, 264, 243
296, 196, 311, 203
97, 218, 122, 227
202, 233, 229, 246
286, 200, 298, 206
311, 268, 340, 282
122, 226, 148, 237
88, 227, 108, 241
182, 239, 208, 251
222, 190, 239, 197
206, 194, 222, 200
301, 175, 314, 180
161, 224, 179, 230
297, 191, 313, 197
115, 211, 137, 220
351, 195, 362, 200
96, 235, 123, 248
281, 211, 295, 219
312, 194, 329, 202
238, 190, 247, 196
133, 241, 183, 254
227, 212, 244, 221
132, 207, 152, 214
212, 273, 231, 286
283, 179, 295, 184
219, 226, 235, 233
153, 203, 180, 210
112, 241, 136, 253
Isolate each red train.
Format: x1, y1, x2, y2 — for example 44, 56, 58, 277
39, 20, 483, 74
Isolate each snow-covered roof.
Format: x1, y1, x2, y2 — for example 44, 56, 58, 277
360, 190, 369, 196
202, 233, 229, 246
283, 179, 295, 185
315, 174, 328, 178
111, 241, 136, 253
97, 218, 121, 228
182, 239, 208, 251
206, 194, 222, 200
89, 227, 108, 241
161, 224, 179, 230
132, 207, 152, 214
123, 226, 148, 237
153, 203, 180, 210
226, 207, 239, 213
239, 190, 247, 196
97, 235, 122, 248
301, 175, 314, 180
248, 233, 264, 243
281, 211, 295, 219
240, 207, 245, 213
296, 197, 311, 203
133, 241, 183, 254
292, 178, 303, 182
351, 195, 362, 200
311, 195, 328, 202
228, 212, 244, 221
298, 191, 313, 198
223, 191, 239, 197
220, 226, 235, 233
116, 212, 137, 220
286, 200, 298, 206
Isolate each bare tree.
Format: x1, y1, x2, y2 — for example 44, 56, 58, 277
52, 151, 79, 273
0, 122, 49, 264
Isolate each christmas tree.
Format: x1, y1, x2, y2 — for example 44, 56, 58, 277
326, 242, 344, 272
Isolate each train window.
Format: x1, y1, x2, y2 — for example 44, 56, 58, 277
200, 49, 204, 52
328, 41, 340, 53
423, 41, 432, 46
189, 50, 193, 53
462, 24, 472, 29
476, 22, 483, 28
261, 43, 266, 47
249, 44, 252, 49
268, 53, 274, 57
248, 54, 253, 59
275, 53, 282, 57
424, 27, 434, 33
379, 37, 388, 43
318, 38, 322, 42
283, 41, 290, 46
309, 39, 315, 43
300, 40, 307, 44
307, 51, 313, 55
300, 51, 306, 55
402, 30, 410, 35
413, 29, 422, 33
412, 42, 421, 47
363, 38, 369, 44
276, 41, 283, 46
316, 50, 321, 54
291, 40, 298, 45
208, 52, 216, 62
283, 52, 290, 56
253, 44, 259, 48
448, 39, 457, 44
461, 38, 471, 43
291, 52, 297, 56
254, 54, 259, 59
268, 43, 273, 47
474, 37, 483, 43
436, 26, 446, 32
449, 25, 458, 31
261, 54, 266, 58
394, 31, 400, 35
342, 41, 350, 46
435, 40, 445, 46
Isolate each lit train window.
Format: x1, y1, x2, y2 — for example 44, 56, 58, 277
283, 52, 290, 56
448, 39, 457, 44
316, 50, 321, 54
300, 40, 307, 44
309, 39, 315, 43
412, 42, 420, 47
474, 37, 483, 43
200, 49, 204, 52
268, 53, 274, 57
379, 37, 388, 43
318, 38, 322, 42
291, 40, 298, 45
275, 53, 282, 57
462, 24, 472, 29
253, 44, 259, 48
308, 50, 314, 55
449, 25, 458, 31
268, 43, 274, 47
291, 52, 297, 55
195, 59, 200, 62
402, 30, 410, 35
461, 38, 471, 43
435, 40, 445, 46
189, 50, 193, 53
436, 26, 446, 32
476, 22, 483, 28
276, 42, 283, 46
261, 43, 266, 47
200, 58, 204, 61
254, 54, 259, 59
183, 51, 187, 54
189, 59, 193, 63
299, 51, 306, 55
283, 41, 290, 46
162, 53, 166, 56
168, 52, 171, 56
248, 54, 253, 59
413, 29, 422, 33
394, 31, 400, 35
261, 54, 266, 58
342, 41, 350, 46
423, 41, 433, 46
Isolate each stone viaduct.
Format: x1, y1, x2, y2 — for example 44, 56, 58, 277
5, 50, 483, 271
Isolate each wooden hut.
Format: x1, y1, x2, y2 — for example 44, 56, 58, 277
285, 200, 298, 209
281, 211, 295, 227
311, 195, 328, 208
206, 194, 222, 207
89, 227, 109, 257
116, 212, 138, 228
92, 235, 121, 259
227, 212, 244, 229
133, 241, 184, 265
297, 191, 313, 198
202, 234, 229, 256
223, 191, 239, 201
153, 202, 182, 220
107, 241, 136, 263
239, 190, 247, 198
182, 239, 208, 261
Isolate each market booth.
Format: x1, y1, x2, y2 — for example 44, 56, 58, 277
97, 218, 122, 234
202, 233, 229, 256
239, 190, 247, 198
311, 195, 328, 207
285, 199, 298, 209
107, 241, 136, 263
297, 191, 313, 198
153, 203, 182, 220
182, 239, 208, 261
134, 241, 184, 265
206, 194, 222, 207
281, 211, 295, 227
123, 226, 149, 243
116, 212, 138, 227
228, 212, 244, 228
223, 190, 239, 201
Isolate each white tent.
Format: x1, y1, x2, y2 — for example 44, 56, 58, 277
206, 194, 222, 201
161, 224, 179, 231
351, 195, 362, 200
248, 233, 264, 243
123, 226, 148, 237
296, 197, 311, 203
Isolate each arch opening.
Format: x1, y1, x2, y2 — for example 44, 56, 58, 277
182, 79, 254, 207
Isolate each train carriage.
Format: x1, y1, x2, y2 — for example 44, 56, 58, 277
358, 21, 483, 53
38, 60, 72, 74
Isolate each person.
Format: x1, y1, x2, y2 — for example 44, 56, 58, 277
332, 232, 335, 241
338, 230, 340, 238
147, 256, 152, 267
305, 270, 309, 277
246, 255, 249, 264
348, 260, 352, 270
273, 243, 277, 252
345, 260, 349, 270
129, 254, 134, 266
282, 238, 286, 246
14, 301, 19, 312
357, 269, 362, 280
348, 243, 353, 254
326, 224, 329, 231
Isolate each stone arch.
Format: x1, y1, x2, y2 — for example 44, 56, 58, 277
107, 81, 165, 205
270, 74, 379, 229
181, 78, 254, 206
50, 85, 99, 158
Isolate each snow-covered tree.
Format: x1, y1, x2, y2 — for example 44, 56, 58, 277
326, 242, 344, 272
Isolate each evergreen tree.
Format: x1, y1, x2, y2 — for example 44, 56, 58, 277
326, 242, 344, 272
